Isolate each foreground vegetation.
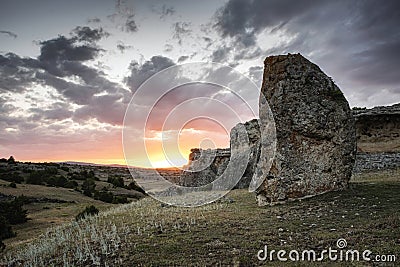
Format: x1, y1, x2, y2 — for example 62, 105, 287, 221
0, 160, 146, 252
1, 168, 399, 266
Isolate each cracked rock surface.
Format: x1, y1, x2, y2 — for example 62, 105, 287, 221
255, 54, 356, 205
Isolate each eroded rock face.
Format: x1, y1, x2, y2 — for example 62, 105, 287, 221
179, 148, 230, 187
230, 119, 260, 189
353, 104, 400, 153
255, 54, 356, 205
179, 119, 260, 189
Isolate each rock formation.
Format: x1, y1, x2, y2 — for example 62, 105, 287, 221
179, 119, 260, 189
179, 148, 230, 187
230, 119, 261, 188
255, 54, 356, 205
353, 104, 400, 153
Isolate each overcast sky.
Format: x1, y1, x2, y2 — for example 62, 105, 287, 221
1, 0, 399, 166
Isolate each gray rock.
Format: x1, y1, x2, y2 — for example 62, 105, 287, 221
353, 152, 400, 173
353, 104, 400, 153
230, 119, 261, 189
179, 148, 230, 187
179, 119, 260, 188
255, 54, 356, 205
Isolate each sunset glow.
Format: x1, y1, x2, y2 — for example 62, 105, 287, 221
1, 0, 399, 168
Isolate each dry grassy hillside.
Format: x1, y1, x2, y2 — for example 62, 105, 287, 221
1, 168, 399, 266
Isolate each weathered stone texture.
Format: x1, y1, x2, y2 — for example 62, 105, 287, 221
179, 119, 260, 188
230, 119, 260, 188
179, 148, 230, 187
353, 104, 400, 153
255, 54, 356, 205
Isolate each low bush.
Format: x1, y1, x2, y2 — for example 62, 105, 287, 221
107, 176, 124, 188
94, 190, 114, 203
127, 181, 146, 194
75, 205, 99, 221
0, 197, 28, 224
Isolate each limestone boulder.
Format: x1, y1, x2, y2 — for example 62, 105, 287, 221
255, 54, 356, 205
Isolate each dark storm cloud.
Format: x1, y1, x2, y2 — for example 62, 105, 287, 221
74, 94, 126, 125
38, 36, 100, 64
214, 0, 319, 47
0, 27, 130, 125
0, 53, 40, 93
213, 0, 400, 106
0, 95, 16, 114
0, 30, 17, 39
72, 26, 110, 43
29, 102, 74, 121
125, 55, 176, 93
211, 46, 231, 62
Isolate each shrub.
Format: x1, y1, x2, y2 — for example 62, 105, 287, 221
71, 170, 98, 181
0, 215, 15, 251
60, 166, 70, 172
75, 205, 99, 221
0, 197, 28, 225
112, 195, 129, 204
127, 181, 146, 194
26, 171, 44, 185
1, 172, 24, 184
82, 178, 96, 197
64, 180, 78, 189
94, 190, 114, 203
108, 176, 124, 188
9, 182, 16, 188
7, 156, 16, 164
0, 215, 15, 239
47, 176, 68, 187
44, 167, 58, 175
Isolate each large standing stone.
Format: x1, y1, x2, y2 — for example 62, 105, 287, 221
255, 54, 356, 205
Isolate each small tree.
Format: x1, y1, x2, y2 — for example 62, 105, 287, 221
108, 176, 124, 188
0, 197, 28, 224
0, 215, 15, 251
127, 181, 146, 194
81, 178, 96, 197
26, 171, 44, 185
7, 156, 15, 164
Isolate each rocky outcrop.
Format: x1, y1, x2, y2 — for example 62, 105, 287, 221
255, 54, 356, 205
179, 119, 260, 189
179, 148, 230, 187
354, 152, 400, 173
230, 119, 260, 188
353, 104, 400, 153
